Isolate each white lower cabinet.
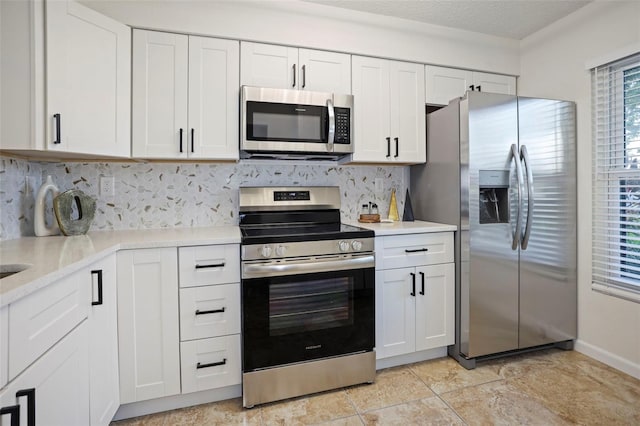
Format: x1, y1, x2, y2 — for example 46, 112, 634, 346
116, 244, 241, 406
87, 254, 120, 426
375, 232, 455, 359
117, 248, 181, 403
180, 335, 241, 394
0, 322, 90, 426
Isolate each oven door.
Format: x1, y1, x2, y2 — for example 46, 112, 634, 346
242, 254, 375, 372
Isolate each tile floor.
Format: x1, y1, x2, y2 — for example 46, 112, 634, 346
112, 349, 640, 425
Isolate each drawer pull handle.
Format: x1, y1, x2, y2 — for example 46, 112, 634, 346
195, 262, 225, 269
91, 270, 103, 306
0, 405, 20, 426
195, 307, 226, 315
16, 388, 35, 426
405, 248, 429, 253
197, 358, 227, 369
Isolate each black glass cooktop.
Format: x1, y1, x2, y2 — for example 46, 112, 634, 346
240, 222, 373, 245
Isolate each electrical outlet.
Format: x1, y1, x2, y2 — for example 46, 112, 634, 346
100, 176, 115, 197
374, 178, 384, 193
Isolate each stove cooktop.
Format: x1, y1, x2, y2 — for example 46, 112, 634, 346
240, 222, 374, 245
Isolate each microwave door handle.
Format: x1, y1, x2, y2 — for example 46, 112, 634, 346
327, 99, 335, 152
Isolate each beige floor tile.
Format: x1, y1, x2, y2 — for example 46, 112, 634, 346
441, 378, 570, 425
111, 412, 167, 426
484, 348, 563, 379
260, 389, 356, 425
361, 396, 463, 425
317, 415, 364, 425
546, 350, 640, 405
509, 365, 640, 425
161, 398, 261, 426
345, 366, 435, 413
409, 356, 502, 394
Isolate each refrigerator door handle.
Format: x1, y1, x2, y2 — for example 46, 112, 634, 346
520, 144, 534, 250
510, 144, 524, 250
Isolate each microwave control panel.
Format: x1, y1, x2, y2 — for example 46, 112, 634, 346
334, 107, 351, 144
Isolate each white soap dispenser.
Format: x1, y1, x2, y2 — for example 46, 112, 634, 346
34, 175, 61, 236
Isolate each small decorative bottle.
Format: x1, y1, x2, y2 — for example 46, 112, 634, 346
388, 188, 399, 221
34, 175, 61, 236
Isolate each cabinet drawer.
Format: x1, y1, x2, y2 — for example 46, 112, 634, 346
379, 233, 453, 269
178, 245, 240, 288
180, 335, 241, 394
8, 269, 89, 380
180, 284, 241, 341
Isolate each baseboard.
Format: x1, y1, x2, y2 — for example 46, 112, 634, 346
112, 384, 242, 421
376, 347, 447, 370
574, 339, 640, 379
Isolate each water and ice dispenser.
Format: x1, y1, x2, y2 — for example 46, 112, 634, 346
478, 170, 510, 224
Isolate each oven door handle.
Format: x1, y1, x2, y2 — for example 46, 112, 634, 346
242, 254, 374, 278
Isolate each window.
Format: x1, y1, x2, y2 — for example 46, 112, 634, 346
592, 53, 640, 302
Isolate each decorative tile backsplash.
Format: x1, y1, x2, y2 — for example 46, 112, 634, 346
0, 156, 409, 241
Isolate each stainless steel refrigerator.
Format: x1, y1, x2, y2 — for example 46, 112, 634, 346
411, 92, 577, 369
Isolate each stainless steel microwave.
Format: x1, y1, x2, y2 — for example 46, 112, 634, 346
241, 86, 353, 159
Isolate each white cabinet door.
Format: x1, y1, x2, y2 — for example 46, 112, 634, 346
132, 30, 189, 159
425, 65, 517, 105
425, 65, 473, 106
391, 61, 425, 163
240, 42, 297, 89
0, 322, 90, 426
351, 56, 391, 162
45, 0, 130, 157
415, 263, 455, 351
87, 255, 119, 426
375, 268, 415, 359
240, 42, 351, 93
188, 36, 239, 160
298, 48, 351, 93
472, 71, 516, 95
117, 248, 180, 403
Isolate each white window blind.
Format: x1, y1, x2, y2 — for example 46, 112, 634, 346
592, 53, 640, 303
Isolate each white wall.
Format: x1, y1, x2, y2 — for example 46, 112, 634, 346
519, 1, 640, 378
82, 0, 520, 75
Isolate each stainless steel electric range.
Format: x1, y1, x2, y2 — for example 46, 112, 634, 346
239, 186, 376, 408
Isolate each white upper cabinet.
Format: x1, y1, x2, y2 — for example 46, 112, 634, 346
241, 42, 351, 93
0, 0, 131, 157
132, 29, 239, 160
425, 65, 516, 106
46, 0, 131, 157
351, 56, 425, 164
471, 71, 517, 96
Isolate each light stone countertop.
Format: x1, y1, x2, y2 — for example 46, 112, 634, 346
350, 220, 457, 236
0, 226, 240, 307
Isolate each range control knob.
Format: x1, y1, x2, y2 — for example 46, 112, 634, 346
351, 240, 363, 251
275, 245, 287, 257
338, 240, 350, 252
261, 245, 273, 258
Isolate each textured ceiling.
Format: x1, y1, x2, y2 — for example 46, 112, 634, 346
301, 0, 592, 39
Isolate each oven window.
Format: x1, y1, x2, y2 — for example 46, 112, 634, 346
269, 277, 353, 336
